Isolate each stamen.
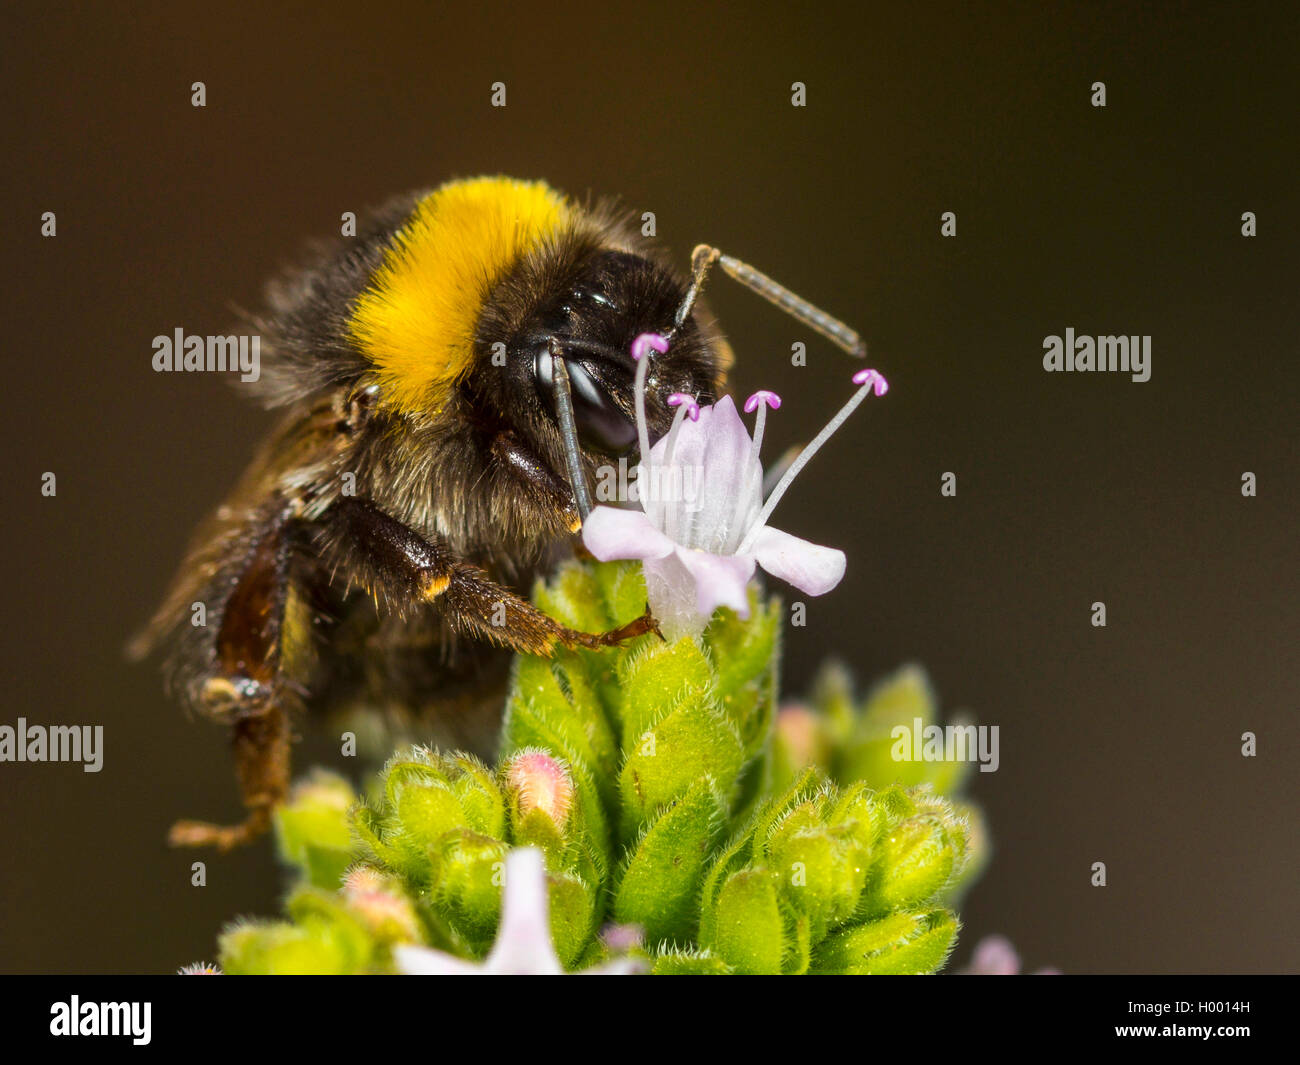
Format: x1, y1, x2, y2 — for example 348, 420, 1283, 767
668, 392, 700, 420
743, 390, 783, 412
630, 333, 669, 479
736, 369, 889, 554
853, 367, 889, 396
744, 390, 781, 459
729, 390, 782, 549
632, 333, 670, 361
762, 443, 802, 497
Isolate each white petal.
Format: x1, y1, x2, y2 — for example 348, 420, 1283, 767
751, 525, 846, 596
649, 395, 762, 554
394, 944, 483, 976
484, 848, 565, 974
674, 547, 755, 619
582, 505, 674, 562
963, 935, 1022, 976
642, 553, 708, 642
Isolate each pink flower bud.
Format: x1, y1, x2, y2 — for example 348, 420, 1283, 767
776, 703, 827, 770
343, 865, 421, 942
505, 751, 575, 829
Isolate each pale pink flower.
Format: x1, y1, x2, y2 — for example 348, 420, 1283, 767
583, 332, 888, 640
395, 848, 644, 975
957, 935, 1060, 975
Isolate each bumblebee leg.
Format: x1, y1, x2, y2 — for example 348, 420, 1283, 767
443, 564, 660, 654
169, 512, 297, 850
324, 498, 660, 655
489, 430, 582, 533
168, 708, 290, 851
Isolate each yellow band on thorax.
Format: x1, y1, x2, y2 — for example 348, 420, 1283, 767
349, 177, 570, 414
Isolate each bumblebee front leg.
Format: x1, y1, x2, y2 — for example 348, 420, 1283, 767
169, 511, 297, 851
324, 498, 659, 655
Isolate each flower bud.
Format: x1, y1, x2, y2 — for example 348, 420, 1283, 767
614, 780, 723, 942
600, 923, 644, 953
703, 869, 786, 974
341, 865, 421, 943
505, 750, 575, 829
828, 781, 887, 853
862, 796, 970, 915
617, 690, 744, 837
545, 870, 599, 968
770, 824, 869, 940
430, 829, 510, 948
219, 904, 373, 975
771, 703, 833, 791
358, 749, 504, 882
703, 591, 780, 758
274, 770, 356, 889
809, 661, 858, 747
810, 909, 959, 974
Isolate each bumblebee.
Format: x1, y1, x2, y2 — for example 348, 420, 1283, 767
131, 176, 867, 850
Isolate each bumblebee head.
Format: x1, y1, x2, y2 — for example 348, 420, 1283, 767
486, 246, 722, 460
340, 177, 723, 481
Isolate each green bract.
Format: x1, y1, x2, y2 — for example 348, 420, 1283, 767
217, 560, 980, 975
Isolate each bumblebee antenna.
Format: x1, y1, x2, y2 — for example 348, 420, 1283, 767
670, 244, 867, 358
547, 338, 594, 521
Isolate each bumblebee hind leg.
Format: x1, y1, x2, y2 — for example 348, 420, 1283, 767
169, 708, 290, 851
168, 510, 300, 851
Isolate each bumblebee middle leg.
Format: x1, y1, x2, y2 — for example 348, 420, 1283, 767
323, 497, 660, 656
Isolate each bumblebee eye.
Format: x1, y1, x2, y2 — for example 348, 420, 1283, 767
570, 287, 615, 310
533, 350, 638, 457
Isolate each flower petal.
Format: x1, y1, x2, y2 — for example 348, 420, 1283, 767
647, 395, 763, 554
961, 935, 1022, 976
674, 547, 755, 619
751, 525, 846, 596
486, 848, 565, 974
396, 848, 642, 975
642, 553, 706, 642
581, 505, 674, 561
394, 944, 482, 976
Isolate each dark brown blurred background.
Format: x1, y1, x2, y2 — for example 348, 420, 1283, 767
2, 2, 1295, 974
